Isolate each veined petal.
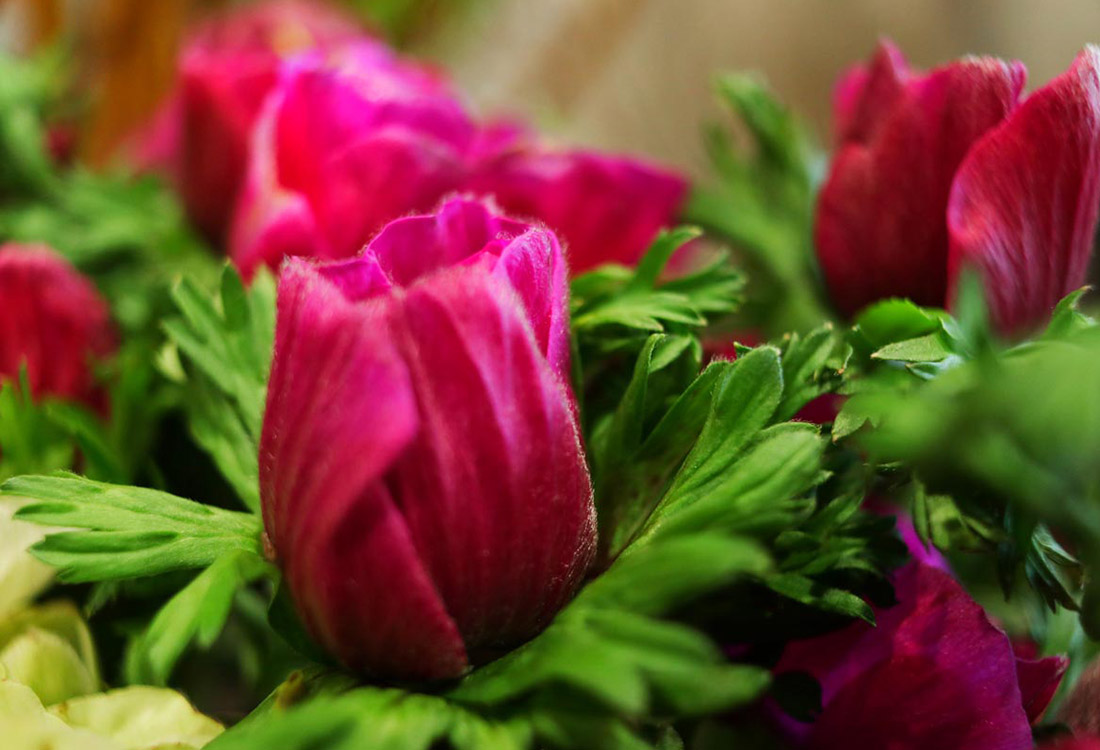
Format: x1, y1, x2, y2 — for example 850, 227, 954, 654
364, 198, 570, 376
947, 47, 1100, 335
386, 264, 595, 653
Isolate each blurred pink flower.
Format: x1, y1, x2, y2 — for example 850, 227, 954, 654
138, 0, 366, 241
816, 41, 1100, 335
260, 198, 594, 680
229, 43, 478, 276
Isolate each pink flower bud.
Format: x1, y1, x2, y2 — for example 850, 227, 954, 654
0, 245, 114, 407
139, 1, 366, 241
259, 198, 595, 680
816, 41, 1100, 335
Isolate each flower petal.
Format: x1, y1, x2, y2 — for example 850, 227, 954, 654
947, 47, 1100, 335
386, 264, 596, 654
468, 146, 687, 273
777, 564, 1035, 749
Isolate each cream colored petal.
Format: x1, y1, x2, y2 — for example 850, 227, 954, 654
49, 686, 224, 750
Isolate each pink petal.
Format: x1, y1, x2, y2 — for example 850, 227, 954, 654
776, 563, 1037, 749
816, 43, 1025, 316
260, 258, 466, 680
385, 264, 595, 653
467, 145, 688, 273
947, 47, 1100, 335
363, 198, 570, 376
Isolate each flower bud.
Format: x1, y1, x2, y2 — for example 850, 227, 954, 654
0, 245, 114, 407
816, 41, 1100, 334
260, 198, 595, 680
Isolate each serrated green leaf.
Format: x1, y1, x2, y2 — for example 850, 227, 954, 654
164, 265, 275, 511
5, 474, 262, 582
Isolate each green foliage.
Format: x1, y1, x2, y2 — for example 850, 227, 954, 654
162, 266, 276, 512
835, 289, 1100, 636
4, 474, 263, 583
208, 682, 530, 750
684, 74, 829, 335
125, 550, 272, 686
571, 228, 743, 440
0, 374, 75, 483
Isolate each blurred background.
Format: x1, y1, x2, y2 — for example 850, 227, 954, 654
2, 0, 1100, 176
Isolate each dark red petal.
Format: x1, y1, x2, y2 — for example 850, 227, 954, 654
777, 564, 1035, 749
260, 258, 467, 680
385, 264, 596, 654
947, 47, 1100, 335
816, 47, 1025, 317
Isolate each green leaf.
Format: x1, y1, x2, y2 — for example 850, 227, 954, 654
683, 74, 828, 335
126, 549, 272, 686
872, 332, 953, 363
207, 686, 529, 750
5, 474, 262, 582
571, 228, 742, 339
580, 533, 772, 615
164, 265, 275, 511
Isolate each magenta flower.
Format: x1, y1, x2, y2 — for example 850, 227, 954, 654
816, 41, 1100, 334
229, 43, 478, 277
774, 562, 1067, 749
0, 244, 114, 407
259, 198, 594, 680
139, 0, 365, 241
467, 135, 688, 273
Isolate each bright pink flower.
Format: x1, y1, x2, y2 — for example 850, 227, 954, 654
140, 0, 365, 241
230, 43, 478, 276
774, 563, 1067, 749
816, 41, 1100, 335
259, 199, 594, 680
0, 245, 114, 407
467, 136, 688, 273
